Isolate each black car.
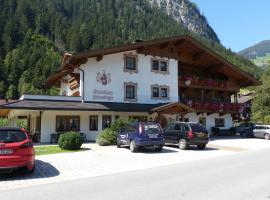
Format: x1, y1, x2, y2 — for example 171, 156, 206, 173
164, 122, 209, 150
117, 122, 164, 152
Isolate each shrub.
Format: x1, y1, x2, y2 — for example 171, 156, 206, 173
96, 128, 117, 146
58, 131, 83, 150
110, 119, 129, 132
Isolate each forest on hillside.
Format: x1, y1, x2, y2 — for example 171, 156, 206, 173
0, 0, 261, 99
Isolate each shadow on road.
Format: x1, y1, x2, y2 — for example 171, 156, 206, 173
164, 144, 219, 151
0, 160, 60, 181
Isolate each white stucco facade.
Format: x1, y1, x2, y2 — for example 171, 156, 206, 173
64, 51, 179, 104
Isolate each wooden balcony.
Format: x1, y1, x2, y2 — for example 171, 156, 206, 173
179, 76, 238, 92
182, 100, 245, 114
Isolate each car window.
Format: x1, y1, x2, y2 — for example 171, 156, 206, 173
0, 130, 27, 143
125, 125, 136, 132
165, 123, 174, 131
174, 124, 181, 131
183, 124, 190, 132
144, 124, 161, 133
189, 123, 207, 132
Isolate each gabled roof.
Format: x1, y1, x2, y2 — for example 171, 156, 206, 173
46, 35, 260, 87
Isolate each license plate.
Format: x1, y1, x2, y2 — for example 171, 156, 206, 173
197, 132, 205, 137
0, 149, 13, 155
148, 134, 158, 139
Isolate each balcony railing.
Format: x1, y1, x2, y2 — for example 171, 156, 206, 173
182, 100, 245, 113
179, 76, 227, 89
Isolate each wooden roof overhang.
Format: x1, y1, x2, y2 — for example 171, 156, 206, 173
45, 35, 260, 87
0, 109, 10, 117
151, 102, 195, 114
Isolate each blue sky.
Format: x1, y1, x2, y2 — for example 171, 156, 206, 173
191, 0, 270, 52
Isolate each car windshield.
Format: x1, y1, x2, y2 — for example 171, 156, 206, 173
0, 130, 27, 143
143, 124, 161, 133
189, 123, 207, 132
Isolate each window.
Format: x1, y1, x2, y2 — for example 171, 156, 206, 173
124, 82, 137, 102
151, 85, 169, 100
160, 88, 168, 98
160, 61, 168, 72
215, 118, 225, 128
152, 87, 159, 98
129, 116, 148, 122
199, 117, 206, 127
151, 58, 169, 73
174, 124, 181, 131
56, 116, 80, 132
89, 115, 98, 131
102, 115, 112, 129
151, 59, 159, 71
124, 54, 138, 72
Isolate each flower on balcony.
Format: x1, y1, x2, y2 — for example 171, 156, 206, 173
184, 76, 192, 86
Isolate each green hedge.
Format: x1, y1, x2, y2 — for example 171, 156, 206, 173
96, 119, 130, 146
58, 131, 83, 150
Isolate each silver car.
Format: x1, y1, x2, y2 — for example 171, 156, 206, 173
253, 125, 270, 140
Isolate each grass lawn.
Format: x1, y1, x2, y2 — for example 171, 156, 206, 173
35, 146, 87, 156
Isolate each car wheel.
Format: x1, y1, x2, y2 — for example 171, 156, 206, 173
179, 139, 188, 150
264, 133, 270, 140
117, 138, 121, 148
130, 140, 137, 153
26, 164, 35, 174
154, 146, 163, 152
197, 144, 206, 149
241, 132, 247, 138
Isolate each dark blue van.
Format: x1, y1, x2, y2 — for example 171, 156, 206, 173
117, 122, 164, 152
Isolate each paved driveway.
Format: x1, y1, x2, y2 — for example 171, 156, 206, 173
1, 137, 269, 191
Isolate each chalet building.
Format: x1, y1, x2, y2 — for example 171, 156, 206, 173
0, 35, 259, 143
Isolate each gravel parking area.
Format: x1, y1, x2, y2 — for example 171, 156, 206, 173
1, 137, 269, 191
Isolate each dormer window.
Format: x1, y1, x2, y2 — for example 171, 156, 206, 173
151, 58, 169, 74
124, 54, 138, 73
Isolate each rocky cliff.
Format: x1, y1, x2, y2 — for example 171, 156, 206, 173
150, 0, 220, 43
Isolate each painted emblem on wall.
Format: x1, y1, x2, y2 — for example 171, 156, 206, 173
96, 70, 111, 85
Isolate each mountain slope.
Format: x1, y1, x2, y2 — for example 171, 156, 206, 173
0, 0, 260, 99
239, 40, 270, 68
150, 0, 220, 43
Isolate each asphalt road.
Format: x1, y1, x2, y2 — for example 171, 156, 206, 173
2, 148, 270, 200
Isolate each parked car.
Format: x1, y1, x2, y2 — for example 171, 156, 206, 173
164, 122, 209, 150
235, 123, 256, 137
253, 125, 270, 140
0, 127, 35, 173
117, 122, 164, 152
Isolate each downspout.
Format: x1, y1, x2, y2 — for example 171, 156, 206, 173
77, 67, 85, 103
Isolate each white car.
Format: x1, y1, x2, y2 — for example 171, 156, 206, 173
253, 125, 270, 140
